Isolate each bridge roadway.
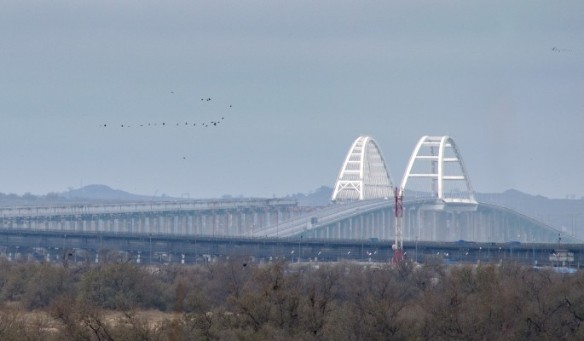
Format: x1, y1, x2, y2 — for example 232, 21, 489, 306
252, 199, 579, 244
0, 198, 308, 237
0, 198, 298, 218
0, 228, 582, 267
0, 197, 578, 245
252, 199, 392, 237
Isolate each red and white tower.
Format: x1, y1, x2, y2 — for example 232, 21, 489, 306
392, 187, 404, 264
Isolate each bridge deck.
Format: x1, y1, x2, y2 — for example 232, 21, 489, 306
0, 228, 581, 267
0, 198, 297, 218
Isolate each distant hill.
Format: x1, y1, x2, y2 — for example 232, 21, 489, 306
61, 184, 153, 202
0, 184, 170, 206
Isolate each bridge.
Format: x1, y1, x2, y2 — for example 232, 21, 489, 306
0, 135, 579, 263
253, 135, 578, 244
250, 199, 573, 244
0, 198, 311, 237
0, 229, 582, 267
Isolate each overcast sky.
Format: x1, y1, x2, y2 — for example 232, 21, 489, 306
1, 1, 582, 199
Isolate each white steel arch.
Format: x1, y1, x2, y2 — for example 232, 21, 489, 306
400, 136, 477, 204
332, 136, 394, 202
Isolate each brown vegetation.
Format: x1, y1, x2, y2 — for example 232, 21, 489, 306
0, 256, 582, 340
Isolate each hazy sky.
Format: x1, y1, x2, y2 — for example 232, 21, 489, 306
1, 1, 583, 199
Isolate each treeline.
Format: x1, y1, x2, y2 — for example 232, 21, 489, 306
0, 257, 583, 340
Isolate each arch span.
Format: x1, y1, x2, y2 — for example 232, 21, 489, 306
331, 136, 393, 202
401, 136, 476, 204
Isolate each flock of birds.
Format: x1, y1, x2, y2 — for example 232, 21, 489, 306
99, 95, 232, 129
98, 93, 233, 160
101, 117, 225, 129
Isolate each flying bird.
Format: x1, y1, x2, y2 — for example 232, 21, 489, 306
552, 46, 571, 53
